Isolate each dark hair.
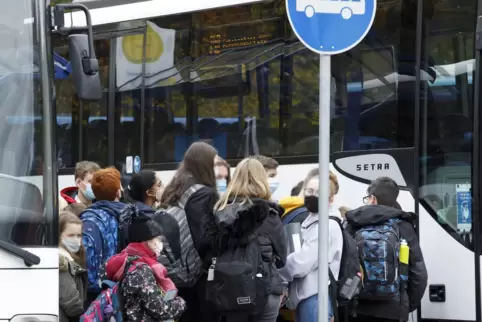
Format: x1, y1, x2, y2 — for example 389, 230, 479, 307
125, 170, 158, 203
367, 176, 399, 207
161, 142, 217, 207
59, 211, 86, 268
291, 181, 304, 196
249, 155, 279, 170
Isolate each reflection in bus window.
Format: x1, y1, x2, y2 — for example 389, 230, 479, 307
54, 1, 420, 171
0, 1, 54, 246
419, 0, 475, 249
54, 38, 110, 168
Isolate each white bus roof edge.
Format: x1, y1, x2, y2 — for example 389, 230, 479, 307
64, 0, 268, 27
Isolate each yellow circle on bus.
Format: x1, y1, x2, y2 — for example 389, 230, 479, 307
122, 24, 164, 64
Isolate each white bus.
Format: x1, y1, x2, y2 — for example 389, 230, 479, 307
296, 0, 366, 19
12, 0, 478, 321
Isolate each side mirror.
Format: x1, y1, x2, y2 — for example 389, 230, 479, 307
68, 34, 102, 101
51, 3, 102, 101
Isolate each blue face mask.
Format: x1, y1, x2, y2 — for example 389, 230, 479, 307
216, 179, 227, 194
82, 183, 96, 201
268, 178, 279, 194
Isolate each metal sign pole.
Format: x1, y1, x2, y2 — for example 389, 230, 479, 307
318, 54, 331, 322
285, 0, 376, 320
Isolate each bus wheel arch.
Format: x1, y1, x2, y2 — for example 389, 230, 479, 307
341, 7, 352, 19
304, 5, 315, 18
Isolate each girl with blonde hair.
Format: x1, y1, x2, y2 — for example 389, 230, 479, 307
204, 158, 287, 322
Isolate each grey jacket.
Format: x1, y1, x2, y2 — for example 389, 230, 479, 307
59, 248, 88, 322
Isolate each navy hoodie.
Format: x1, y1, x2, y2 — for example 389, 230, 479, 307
80, 200, 126, 293
345, 205, 428, 321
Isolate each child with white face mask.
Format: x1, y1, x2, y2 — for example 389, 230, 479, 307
59, 212, 88, 322
105, 205, 186, 321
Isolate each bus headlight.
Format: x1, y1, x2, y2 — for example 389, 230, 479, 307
10, 315, 57, 322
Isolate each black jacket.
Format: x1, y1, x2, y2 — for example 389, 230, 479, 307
345, 205, 428, 321
184, 186, 219, 265
203, 198, 287, 295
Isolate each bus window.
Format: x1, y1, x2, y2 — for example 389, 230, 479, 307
419, 0, 475, 248
54, 38, 110, 168
289, 0, 412, 154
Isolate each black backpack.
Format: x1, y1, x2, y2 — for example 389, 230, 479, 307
329, 216, 363, 312
205, 234, 271, 315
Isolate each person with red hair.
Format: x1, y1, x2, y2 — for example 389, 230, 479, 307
79, 167, 127, 304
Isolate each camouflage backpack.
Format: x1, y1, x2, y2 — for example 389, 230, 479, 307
354, 218, 402, 300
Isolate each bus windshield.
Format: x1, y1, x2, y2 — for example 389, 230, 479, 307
0, 0, 54, 247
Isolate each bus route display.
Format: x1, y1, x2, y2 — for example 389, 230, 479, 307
197, 18, 282, 56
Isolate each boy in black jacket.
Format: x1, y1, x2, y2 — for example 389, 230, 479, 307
345, 177, 428, 322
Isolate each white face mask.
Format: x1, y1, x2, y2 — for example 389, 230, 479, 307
147, 238, 163, 257
62, 237, 81, 253
268, 178, 279, 194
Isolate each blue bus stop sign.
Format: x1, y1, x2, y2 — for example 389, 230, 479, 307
286, 0, 377, 55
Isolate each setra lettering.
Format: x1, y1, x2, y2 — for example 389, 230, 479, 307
356, 163, 390, 171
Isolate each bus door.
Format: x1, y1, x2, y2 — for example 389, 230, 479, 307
0, 0, 99, 319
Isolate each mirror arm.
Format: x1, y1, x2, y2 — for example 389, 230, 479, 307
51, 3, 96, 60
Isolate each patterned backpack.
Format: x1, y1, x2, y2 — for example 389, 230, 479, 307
80, 281, 123, 322
81, 208, 124, 292
355, 218, 402, 300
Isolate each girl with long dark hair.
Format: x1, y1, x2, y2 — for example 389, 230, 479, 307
160, 141, 219, 322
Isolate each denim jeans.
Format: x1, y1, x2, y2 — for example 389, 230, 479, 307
296, 294, 334, 322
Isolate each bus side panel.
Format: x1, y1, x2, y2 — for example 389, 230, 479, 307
418, 205, 475, 321
0, 248, 57, 318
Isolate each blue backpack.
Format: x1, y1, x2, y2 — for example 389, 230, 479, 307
282, 206, 309, 225
81, 208, 124, 292
80, 280, 123, 322
354, 218, 402, 300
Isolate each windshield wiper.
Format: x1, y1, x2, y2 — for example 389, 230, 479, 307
0, 240, 40, 267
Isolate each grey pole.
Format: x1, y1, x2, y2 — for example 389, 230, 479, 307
318, 54, 331, 322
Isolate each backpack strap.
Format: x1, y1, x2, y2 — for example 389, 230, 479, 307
282, 206, 309, 225
303, 218, 318, 231
178, 184, 205, 209
101, 280, 116, 289
329, 215, 343, 227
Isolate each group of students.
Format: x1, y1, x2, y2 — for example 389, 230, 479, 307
277, 173, 428, 322
57, 141, 428, 322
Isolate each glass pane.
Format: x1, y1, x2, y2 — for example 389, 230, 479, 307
54, 36, 78, 168
419, 0, 475, 248
55, 38, 110, 167
114, 88, 141, 167
289, 1, 413, 154
0, 0, 52, 246
110, 1, 417, 164
82, 40, 110, 166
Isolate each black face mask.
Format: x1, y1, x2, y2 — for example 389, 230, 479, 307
304, 195, 319, 213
